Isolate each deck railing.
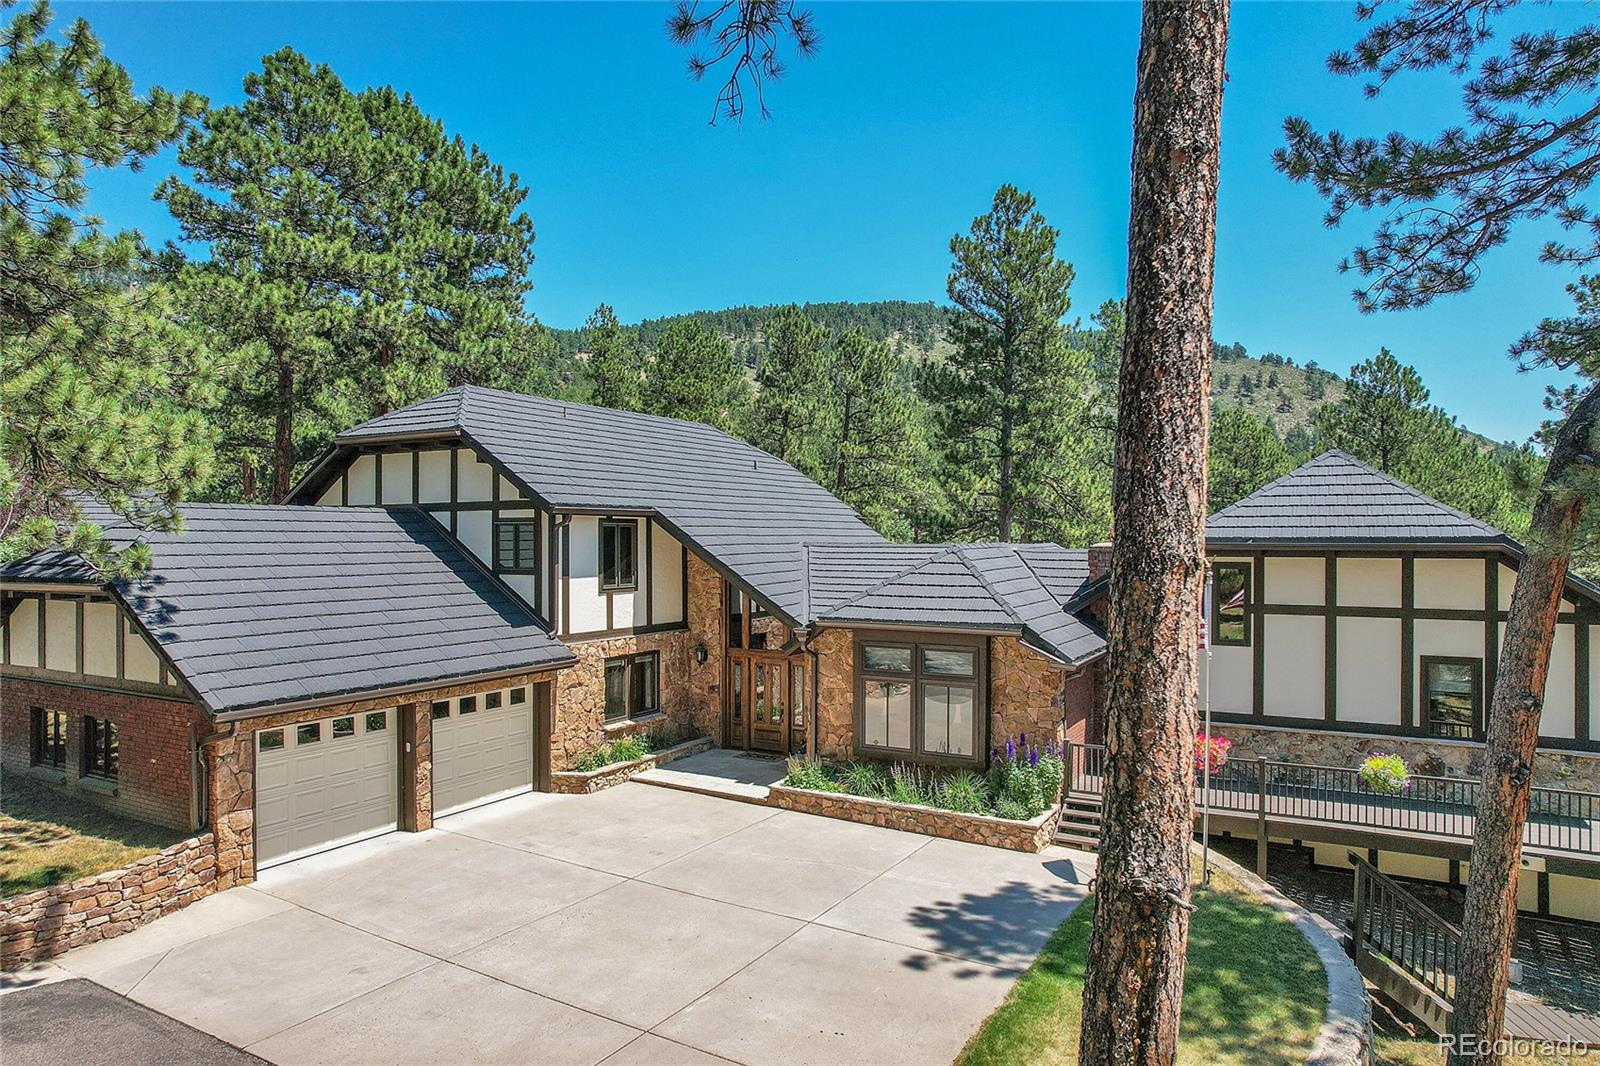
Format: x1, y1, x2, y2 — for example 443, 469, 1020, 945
1351, 853, 1460, 1004
1061, 740, 1599, 859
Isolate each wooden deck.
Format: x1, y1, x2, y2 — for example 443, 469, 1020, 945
1504, 989, 1600, 1044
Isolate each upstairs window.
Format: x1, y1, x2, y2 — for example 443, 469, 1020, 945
1211, 563, 1250, 646
31, 707, 66, 769
494, 519, 540, 574
82, 716, 118, 779
1422, 657, 1481, 740
601, 520, 637, 591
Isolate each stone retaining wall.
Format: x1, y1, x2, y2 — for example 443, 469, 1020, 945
1, 832, 219, 970
768, 784, 1061, 852
549, 736, 712, 794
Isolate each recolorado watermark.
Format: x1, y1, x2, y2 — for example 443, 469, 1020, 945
1441, 1034, 1593, 1058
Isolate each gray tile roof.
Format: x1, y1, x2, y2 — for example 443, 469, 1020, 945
807, 542, 1106, 666
2, 503, 574, 716
330, 386, 886, 624
1207, 450, 1509, 546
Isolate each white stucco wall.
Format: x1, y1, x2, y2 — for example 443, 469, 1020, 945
651, 524, 686, 625
1262, 613, 1324, 719
1336, 616, 1402, 725
1336, 557, 1401, 608
1264, 556, 1324, 606
1414, 558, 1484, 611
566, 516, 606, 632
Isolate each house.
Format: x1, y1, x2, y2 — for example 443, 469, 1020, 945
1, 387, 1594, 899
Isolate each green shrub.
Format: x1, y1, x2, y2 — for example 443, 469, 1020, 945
994, 796, 1030, 821
937, 771, 991, 814
609, 735, 647, 763
784, 756, 838, 792
1035, 751, 1065, 801
840, 760, 891, 798
1359, 752, 1409, 795
889, 762, 932, 806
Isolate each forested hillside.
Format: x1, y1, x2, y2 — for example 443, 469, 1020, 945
557, 300, 1358, 441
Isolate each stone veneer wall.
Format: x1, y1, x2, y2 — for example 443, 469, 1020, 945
989, 636, 1069, 750
812, 627, 855, 761
552, 553, 725, 769
1214, 722, 1600, 792
548, 736, 714, 794
1, 833, 220, 969
768, 785, 1062, 852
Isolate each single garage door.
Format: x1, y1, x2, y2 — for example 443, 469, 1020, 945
254, 709, 398, 868
431, 685, 534, 816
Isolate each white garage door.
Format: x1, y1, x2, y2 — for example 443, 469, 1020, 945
254, 709, 398, 868
432, 685, 534, 816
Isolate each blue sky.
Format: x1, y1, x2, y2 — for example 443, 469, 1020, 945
61, 1, 1589, 442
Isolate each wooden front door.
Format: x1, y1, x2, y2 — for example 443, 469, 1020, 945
726, 651, 798, 754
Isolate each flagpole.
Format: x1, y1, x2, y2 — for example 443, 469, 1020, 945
1201, 565, 1214, 887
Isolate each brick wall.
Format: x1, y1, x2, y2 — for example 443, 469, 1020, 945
1, 678, 208, 830
1062, 666, 1096, 745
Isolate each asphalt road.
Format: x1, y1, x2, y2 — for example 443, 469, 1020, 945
0, 978, 263, 1066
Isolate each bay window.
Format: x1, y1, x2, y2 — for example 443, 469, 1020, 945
855, 633, 985, 764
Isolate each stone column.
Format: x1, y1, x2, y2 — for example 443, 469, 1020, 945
401, 701, 433, 832
207, 732, 255, 889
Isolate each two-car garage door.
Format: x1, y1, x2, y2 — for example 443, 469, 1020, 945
253, 684, 541, 868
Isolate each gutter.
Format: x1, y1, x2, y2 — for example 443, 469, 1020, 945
211, 659, 577, 723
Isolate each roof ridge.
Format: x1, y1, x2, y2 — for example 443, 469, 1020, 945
953, 544, 1034, 630
1006, 543, 1070, 609
1315, 449, 1499, 532
1207, 451, 1337, 522
821, 544, 964, 614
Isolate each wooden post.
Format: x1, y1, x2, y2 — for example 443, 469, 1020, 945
1256, 756, 1269, 877
1064, 739, 1076, 797
1351, 859, 1367, 959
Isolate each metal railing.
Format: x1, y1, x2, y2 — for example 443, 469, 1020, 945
1351, 853, 1460, 1003
1060, 740, 1599, 859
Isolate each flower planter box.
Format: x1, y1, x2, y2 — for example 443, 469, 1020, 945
550, 736, 712, 795
768, 784, 1062, 853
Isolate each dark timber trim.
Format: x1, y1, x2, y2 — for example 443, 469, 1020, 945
1577, 621, 1592, 746
1252, 552, 1266, 718
1401, 553, 1415, 730
1324, 553, 1337, 723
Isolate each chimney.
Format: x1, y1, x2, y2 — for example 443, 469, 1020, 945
1087, 541, 1113, 582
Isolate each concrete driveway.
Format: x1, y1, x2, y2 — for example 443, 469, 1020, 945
40, 783, 1093, 1066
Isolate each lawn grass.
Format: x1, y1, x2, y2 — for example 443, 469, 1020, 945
0, 775, 186, 897
956, 863, 1326, 1066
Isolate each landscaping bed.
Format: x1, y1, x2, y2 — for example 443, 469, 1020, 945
551, 728, 712, 794
956, 861, 1328, 1066
1, 775, 187, 899
774, 736, 1064, 852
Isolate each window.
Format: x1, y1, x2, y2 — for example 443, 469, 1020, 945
494, 519, 540, 574
431, 700, 450, 720
857, 635, 984, 764
30, 708, 66, 769
509, 687, 527, 706
600, 519, 638, 591
485, 690, 503, 710
1211, 563, 1251, 646
258, 729, 285, 751
604, 652, 659, 722
459, 695, 478, 715
82, 716, 118, 779
791, 665, 807, 730
297, 723, 321, 745
364, 712, 387, 732
331, 717, 355, 738
727, 587, 744, 648
1422, 657, 1482, 739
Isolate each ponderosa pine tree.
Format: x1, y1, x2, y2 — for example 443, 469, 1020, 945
821, 327, 929, 538
0, 0, 215, 574
158, 47, 535, 501
583, 304, 642, 411
922, 184, 1094, 542
1208, 406, 1296, 512
751, 304, 830, 478
643, 318, 751, 434
1079, 3, 1230, 1062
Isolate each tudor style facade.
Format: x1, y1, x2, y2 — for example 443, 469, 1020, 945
3, 391, 1595, 906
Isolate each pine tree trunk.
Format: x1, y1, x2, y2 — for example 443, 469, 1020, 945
1079, 3, 1229, 1064
271, 356, 295, 503
998, 349, 1016, 541
1448, 384, 1600, 1064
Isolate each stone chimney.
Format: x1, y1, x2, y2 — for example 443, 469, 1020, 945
1087, 541, 1113, 582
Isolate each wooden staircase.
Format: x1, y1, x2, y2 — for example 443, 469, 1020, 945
1055, 793, 1103, 851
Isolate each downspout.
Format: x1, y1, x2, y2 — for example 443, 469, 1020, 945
192, 721, 237, 831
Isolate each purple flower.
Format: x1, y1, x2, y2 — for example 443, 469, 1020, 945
1028, 747, 1040, 768
1005, 737, 1017, 762
990, 747, 1000, 761
1019, 732, 1027, 749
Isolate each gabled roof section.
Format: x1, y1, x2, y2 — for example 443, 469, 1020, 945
1206, 450, 1510, 547
2, 502, 575, 717
808, 542, 1107, 667
329, 385, 886, 624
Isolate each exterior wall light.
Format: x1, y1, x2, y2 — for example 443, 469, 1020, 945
694, 643, 709, 666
